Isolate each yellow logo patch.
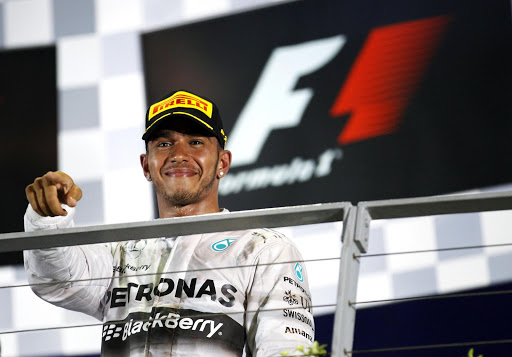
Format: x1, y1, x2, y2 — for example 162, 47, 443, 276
148, 91, 213, 121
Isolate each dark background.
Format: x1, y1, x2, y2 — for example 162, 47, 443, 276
314, 281, 512, 356
0, 46, 57, 265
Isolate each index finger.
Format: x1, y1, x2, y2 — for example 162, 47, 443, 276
41, 176, 68, 216
43, 171, 74, 194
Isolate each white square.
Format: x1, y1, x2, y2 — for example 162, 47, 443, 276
481, 210, 512, 255
99, 73, 146, 131
311, 284, 339, 316
103, 167, 154, 224
0, 333, 18, 357
183, 0, 231, 21
306, 257, 340, 291
106, 127, 147, 172
0, 266, 15, 284
58, 128, 105, 181
356, 271, 393, 308
383, 217, 438, 273
4, 0, 53, 48
436, 255, 490, 293
58, 35, 101, 89
61, 325, 102, 355
277, 222, 343, 261
13, 286, 65, 329
96, 0, 143, 34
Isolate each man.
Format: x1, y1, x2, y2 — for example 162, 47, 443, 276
24, 90, 314, 356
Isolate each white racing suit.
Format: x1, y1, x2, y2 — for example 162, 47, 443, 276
24, 205, 315, 356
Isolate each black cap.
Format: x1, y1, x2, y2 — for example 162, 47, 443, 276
142, 90, 227, 148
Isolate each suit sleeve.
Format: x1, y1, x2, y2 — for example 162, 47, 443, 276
244, 232, 315, 357
23, 204, 113, 321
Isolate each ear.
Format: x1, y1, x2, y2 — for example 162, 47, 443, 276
140, 154, 150, 179
217, 150, 232, 179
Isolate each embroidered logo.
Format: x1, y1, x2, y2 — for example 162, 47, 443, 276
122, 240, 148, 259
283, 290, 299, 306
295, 262, 304, 282
211, 239, 236, 252
103, 324, 123, 341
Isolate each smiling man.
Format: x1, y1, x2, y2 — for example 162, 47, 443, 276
24, 90, 314, 356
141, 90, 231, 218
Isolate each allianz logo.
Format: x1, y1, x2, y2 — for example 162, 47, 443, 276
102, 312, 223, 342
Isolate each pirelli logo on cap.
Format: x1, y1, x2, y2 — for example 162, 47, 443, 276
148, 91, 213, 121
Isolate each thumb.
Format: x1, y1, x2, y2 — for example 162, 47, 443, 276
65, 184, 82, 207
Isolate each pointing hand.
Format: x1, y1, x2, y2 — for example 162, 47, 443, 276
25, 171, 82, 217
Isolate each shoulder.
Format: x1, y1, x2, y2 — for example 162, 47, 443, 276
216, 210, 294, 250
228, 228, 301, 264
235, 228, 291, 247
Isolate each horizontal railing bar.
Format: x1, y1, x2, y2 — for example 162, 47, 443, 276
359, 191, 512, 220
0, 202, 351, 253
0, 256, 342, 290
351, 289, 512, 306
355, 241, 512, 258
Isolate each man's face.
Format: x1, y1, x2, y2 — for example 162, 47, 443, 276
142, 120, 223, 207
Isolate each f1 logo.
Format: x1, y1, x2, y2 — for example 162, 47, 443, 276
228, 35, 346, 168
227, 15, 449, 167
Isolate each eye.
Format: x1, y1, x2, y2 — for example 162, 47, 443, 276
190, 139, 203, 145
157, 141, 171, 147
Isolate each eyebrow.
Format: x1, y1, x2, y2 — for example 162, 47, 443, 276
150, 130, 213, 141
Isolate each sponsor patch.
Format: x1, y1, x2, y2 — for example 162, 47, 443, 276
284, 326, 313, 342
104, 311, 223, 343
294, 262, 304, 282
283, 276, 312, 300
149, 91, 213, 120
283, 290, 299, 306
107, 278, 237, 308
283, 309, 314, 330
113, 264, 151, 274
300, 295, 313, 313
103, 324, 123, 341
101, 308, 246, 355
122, 240, 147, 259
211, 239, 236, 252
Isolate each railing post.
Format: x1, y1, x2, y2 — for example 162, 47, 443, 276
330, 205, 363, 356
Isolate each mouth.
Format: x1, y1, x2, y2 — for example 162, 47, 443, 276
164, 168, 198, 178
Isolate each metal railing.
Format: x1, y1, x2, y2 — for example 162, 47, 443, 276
0, 202, 351, 252
334, 190, 512, 356
0, 191, 511, 356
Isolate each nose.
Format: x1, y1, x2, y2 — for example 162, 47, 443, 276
169, 141, 190, 163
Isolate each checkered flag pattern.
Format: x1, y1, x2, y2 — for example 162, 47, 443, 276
0, 0, 511, 356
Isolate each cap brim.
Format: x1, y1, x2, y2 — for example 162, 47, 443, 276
142, 111, 216, 141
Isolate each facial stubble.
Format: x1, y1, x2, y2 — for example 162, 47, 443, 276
154, 157, 219, 207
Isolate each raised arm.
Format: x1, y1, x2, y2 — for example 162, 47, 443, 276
24, 171, 113, 320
